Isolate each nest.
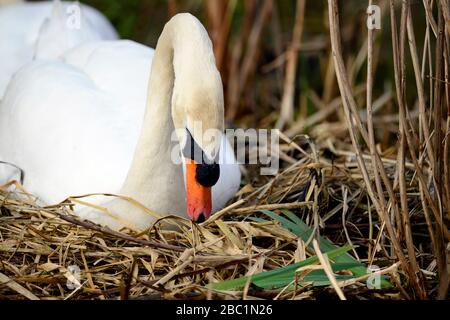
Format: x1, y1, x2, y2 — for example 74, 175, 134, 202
0, 126, 438, 300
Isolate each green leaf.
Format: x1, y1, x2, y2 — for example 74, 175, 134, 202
212, 210, 392, 291
262, 210, 392, 288
210, 245, 354, 290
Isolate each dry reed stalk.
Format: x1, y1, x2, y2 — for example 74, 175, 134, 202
365, 0, 386, 246
226, 0, 256, 120
226, 0, 273, 120
434, 0, 450, 299
205, 0, 236, 75
276, 0, 306, 129
328, 0, 399, 256
442, 0, 450, 231
268, 1, 284, 94
390, 4, 450, 246
328, 0, 432, 299
390, 0, 426, 298
312, 239, 346, 300
168, 0, 178, 18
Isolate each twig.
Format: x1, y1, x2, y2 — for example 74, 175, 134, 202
50, 211, 186, 253
312, 239, 346, 300
0, 272, 39, 300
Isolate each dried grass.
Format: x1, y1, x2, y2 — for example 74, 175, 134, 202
0, 126, 436, 300
0, 0, 449, 300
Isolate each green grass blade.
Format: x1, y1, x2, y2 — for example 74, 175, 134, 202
210, 245, 353, 291
262, 209, 392, 288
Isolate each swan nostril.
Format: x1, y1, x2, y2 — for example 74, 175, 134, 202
196, 212, 206, 223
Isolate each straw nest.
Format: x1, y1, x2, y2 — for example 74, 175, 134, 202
0, 125, 437, 300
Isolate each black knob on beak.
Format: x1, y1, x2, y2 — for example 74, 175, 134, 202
196, 163, 220, 187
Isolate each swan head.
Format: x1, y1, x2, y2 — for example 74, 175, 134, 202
171, 55, 225, 223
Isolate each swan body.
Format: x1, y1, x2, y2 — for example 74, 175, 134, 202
0, 0, 118, 97
0, 14, 241, 230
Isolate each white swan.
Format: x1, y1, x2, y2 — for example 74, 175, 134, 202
0, 13, 241, 230
0, 0, 118, 97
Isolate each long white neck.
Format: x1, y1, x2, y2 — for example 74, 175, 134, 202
120, 13, 217, 215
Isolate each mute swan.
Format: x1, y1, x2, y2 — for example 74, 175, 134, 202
0, 13, 241, 230
0, 0, 117, 97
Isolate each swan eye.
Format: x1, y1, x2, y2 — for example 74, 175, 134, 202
196, 163, 220, 187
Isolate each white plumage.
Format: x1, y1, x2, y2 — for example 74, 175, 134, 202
0, 0, 118, 97
0, 13, 241, 230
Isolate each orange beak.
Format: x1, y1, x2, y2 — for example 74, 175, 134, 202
185, 158, 212, 223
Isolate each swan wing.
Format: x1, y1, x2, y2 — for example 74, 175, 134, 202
0, 40, 153, 204
0, 1, 118, 97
